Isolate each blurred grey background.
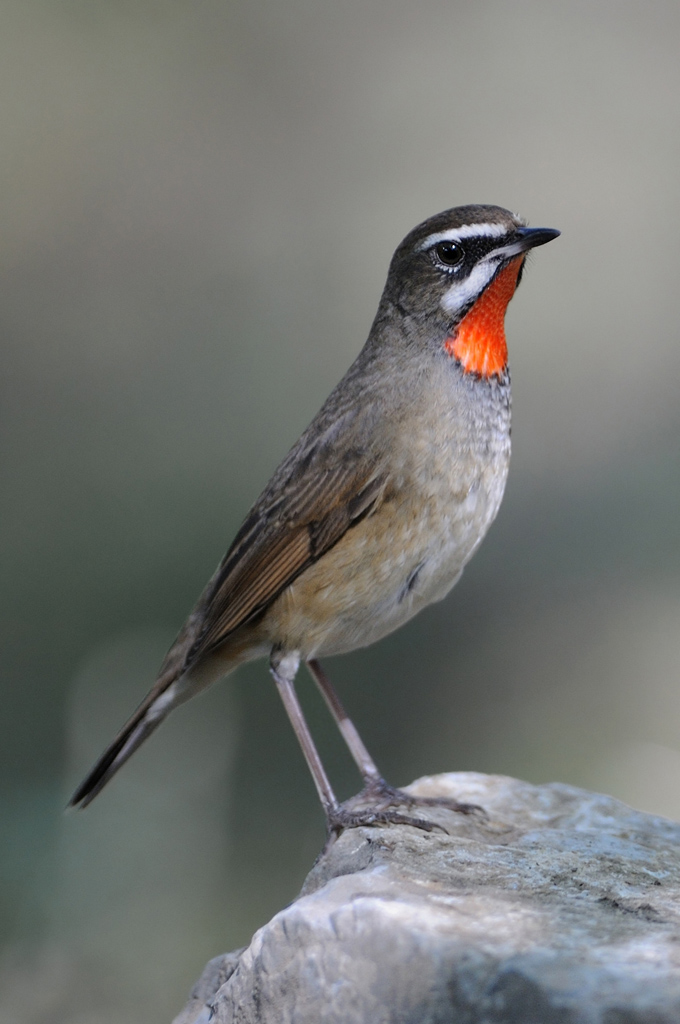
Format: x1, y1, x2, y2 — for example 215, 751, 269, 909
2, 1, 680, 1020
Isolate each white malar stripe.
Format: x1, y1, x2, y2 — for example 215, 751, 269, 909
417, 222, 508, 251
440, 261, 498, 315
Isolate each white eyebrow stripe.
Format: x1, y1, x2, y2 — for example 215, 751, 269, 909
417, 222, 508, 251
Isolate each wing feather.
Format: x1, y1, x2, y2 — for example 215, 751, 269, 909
184, 459, 386, 666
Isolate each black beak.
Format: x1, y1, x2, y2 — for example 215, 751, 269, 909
514, 226, 561, 251
487, 225, 560, 262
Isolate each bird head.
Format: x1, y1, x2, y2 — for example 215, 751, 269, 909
384, 204, 560, 378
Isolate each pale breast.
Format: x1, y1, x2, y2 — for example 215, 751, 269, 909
265, 366, 511, 658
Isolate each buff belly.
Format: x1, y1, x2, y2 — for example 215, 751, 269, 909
264, 454, 509, 658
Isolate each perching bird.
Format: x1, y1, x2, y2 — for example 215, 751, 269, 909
70, 204, 559, 833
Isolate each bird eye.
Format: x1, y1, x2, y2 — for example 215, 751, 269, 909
434, 241, 465, 267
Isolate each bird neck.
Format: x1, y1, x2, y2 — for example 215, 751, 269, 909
444, 256, 524, 378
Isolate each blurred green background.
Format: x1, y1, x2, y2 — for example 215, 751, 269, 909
2, 1, 680, 1020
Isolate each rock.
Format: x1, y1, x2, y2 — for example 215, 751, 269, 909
173, 772, 680, 1023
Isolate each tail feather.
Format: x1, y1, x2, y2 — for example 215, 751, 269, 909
69, 625, 250, 809
69, 688, 173, 809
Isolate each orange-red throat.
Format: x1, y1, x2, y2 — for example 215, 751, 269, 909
444, 256, 524, 378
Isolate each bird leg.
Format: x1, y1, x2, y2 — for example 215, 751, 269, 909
271, 652, 446, 837
305, 658, 382, 784
270, 650, 339, 817
306, 657, 482, 822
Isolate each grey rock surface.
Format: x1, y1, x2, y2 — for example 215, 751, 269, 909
173, 773, 680, 1023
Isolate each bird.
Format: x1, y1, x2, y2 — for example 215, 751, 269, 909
70, 204, 559, 833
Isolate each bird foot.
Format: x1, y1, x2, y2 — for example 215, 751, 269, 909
325, 777, 484, 841
326, 802, 445, 839
361, 777, 484, 817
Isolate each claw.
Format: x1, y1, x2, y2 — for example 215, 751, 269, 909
326, 804, 447, 840
358, 778, 485, 818
323, 776, 488, 844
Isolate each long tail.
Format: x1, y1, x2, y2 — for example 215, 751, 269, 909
68, 683, 176, 809
69, 589, 220, 809
69, 603, 255, 809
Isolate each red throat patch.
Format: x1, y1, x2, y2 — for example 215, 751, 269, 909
444, 256, 524, 378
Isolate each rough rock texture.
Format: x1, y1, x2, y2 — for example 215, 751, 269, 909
173, 773, 680, 1024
